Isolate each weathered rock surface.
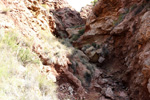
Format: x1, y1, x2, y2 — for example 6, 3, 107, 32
1, 0, 150, 99
0, 0, 103, 99
80, 4, 93, 21
75, 0, 150, 99
45, 0, 84, 38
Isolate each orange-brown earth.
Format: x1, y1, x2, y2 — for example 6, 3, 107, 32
0, 0, 150, 100
74, 0, 150, 99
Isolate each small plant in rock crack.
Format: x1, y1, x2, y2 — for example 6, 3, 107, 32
81, 44, 91, 51
92, 43, 100, 48
80, 57, 88, 65
102, 46, 109, 57
113, 13, 126, 26
84, 72, 92, 86
92, 43, 97, 48
86, 64, 95, 75
91, 0, 98, 6
130, 4, 137, 12
70, 28, 85, 41
70, 61, 78, 73
113, 8, 129, 26
78, 28, 85, 35
59, 38, 73, 47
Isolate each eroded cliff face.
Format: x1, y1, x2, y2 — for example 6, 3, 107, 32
0, 0, 99, 99
47, 0, 84, 38
0, 0, 150, 99
75, 0, 150, 99
80, 4, 93, 21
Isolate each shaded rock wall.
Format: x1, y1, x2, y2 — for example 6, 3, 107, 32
1, 0, 150, 99
76, 0, 150, 99
0, 0, 99, 99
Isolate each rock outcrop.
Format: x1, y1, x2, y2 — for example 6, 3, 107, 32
0, 0, 150, 99
45, 0, 84, 38
0, 0, 98, 99
75, 0, 150, 99
80, 4, 93, 21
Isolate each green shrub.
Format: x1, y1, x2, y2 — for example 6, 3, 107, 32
39, 29, 73, 65
84, 72, 91, 86
78, 28, 85, 35
18, 48, 40, 65
91, 0, 98, 6
86, 64, 95, 75
92, 43, 100, 48
0, 46, 58, 100
113, 13, 126, 26
102, 46, 109, 57
0, 29, 58, 100
2, 30, 40, 65
113, 8, 129, 26
70, 28, 85, 41
70, 61, 78, 73
130, 4, 137, 12
2, 30, 19, 50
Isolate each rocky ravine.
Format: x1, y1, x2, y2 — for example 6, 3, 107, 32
73, 0, 150, 100
0, 0, 150, 100
0, 0, 98, 99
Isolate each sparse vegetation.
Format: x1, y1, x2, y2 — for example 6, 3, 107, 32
79, 28, 85, 35
0, 29, 58, 100
113, 8, 129, 26
130, 4, 137, 12
70, 28, 85, 41
102, 46, 109, 57
84, 72, 92, 86
113, 13, 126, 26
85, 63, 95, 75
39, 29, 73, 65
92, 43, 100, 48
70, 61, 78, 73
81, 44, 91, 51
91, 0, 98, 6
0, 5, 10, 14
41, 4, 49, 10
18, 48, 40, 65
